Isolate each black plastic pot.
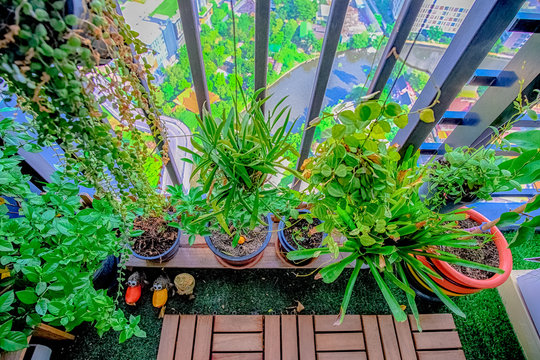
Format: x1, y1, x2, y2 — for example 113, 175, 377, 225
277, 209, 326, 266
419, 182, 477, 213
204, 214, 273, 268
129, 229, 182, 263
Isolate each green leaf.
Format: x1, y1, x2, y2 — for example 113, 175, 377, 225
287, 248, 330, 261
331, 124, 347, 140
419, 109, 435, 123
366, 257, 407, 322
0, 331, 27, 351
65, 14, 78, 26
525, 195, 540, 213
337, 259, 363, 324
327, 181, 345, 197
384, 102, 402, 117
16, 290, 37, 305
338, 110, 356, 125
360, 234, 376, 246
35, 299, 48, 316
414, 269, 465, 318
527, 109, 538, 120
355, 104, 372, 121
509, 225, 535, 248
393, 114, 408, 129
0, 320, 12, 338
496, 212, 520, 227
504, 130, 540, 151
335, 164, 348, 177
0, 291, 14, 313
318, 253, 359, 283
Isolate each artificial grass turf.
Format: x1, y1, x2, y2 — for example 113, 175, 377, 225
46, 233, 540, 360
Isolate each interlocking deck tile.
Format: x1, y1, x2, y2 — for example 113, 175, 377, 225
158, 314, 463, 359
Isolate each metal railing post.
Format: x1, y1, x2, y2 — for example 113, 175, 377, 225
444, 34, 540, 148
177, 0, 211, 117
367, 0, 423, 98
294, 0, 350, 183
391, 0, 525, 155
255, 0, 271, 109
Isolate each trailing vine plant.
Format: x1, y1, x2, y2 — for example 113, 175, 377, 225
0, 0, 167, 215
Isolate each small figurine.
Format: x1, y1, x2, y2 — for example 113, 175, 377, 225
174, 273, 195, 296
151, 274, 173, 308
125, 271, 147, 306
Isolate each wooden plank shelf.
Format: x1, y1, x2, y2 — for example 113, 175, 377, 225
126, 221, 352, 269
157, 314, 464, 360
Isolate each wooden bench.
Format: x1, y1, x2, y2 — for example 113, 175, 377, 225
156, 314, 464, 360
126, 221, 350, 269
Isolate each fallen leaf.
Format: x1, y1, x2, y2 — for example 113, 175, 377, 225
400, 304, 407, 311
296, 301, 305, 313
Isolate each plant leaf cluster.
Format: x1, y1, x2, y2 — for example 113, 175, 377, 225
0, 119, 144, 351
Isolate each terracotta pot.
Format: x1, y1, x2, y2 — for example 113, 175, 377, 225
411, 208, 512, 296
204, 214, 273, 268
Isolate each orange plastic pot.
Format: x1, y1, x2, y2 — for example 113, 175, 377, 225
415, 208, 512, 295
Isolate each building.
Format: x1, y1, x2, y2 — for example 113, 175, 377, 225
317, 4, 331, 23
122, 0, 184, 72
392, 0, 405, 19
501, 31, 531, 50
412, 0, 473, 34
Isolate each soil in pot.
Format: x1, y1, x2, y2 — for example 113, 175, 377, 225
283, 218, 323, 249
132, 216, 178, 257
440, 218, 499, 280
210, 223, 267, 257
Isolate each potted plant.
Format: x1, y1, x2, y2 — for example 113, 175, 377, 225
422, 89, 540, 213
289, 100, 505, 327
276, 209, 327, 266
176, 92, 301, 267
0, 120, 145, 352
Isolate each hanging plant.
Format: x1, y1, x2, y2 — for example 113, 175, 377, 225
0, 0, 168, 215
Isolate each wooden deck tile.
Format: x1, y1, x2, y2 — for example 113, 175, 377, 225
417, 350, 466, 360
264, 315, 281, 360
157, 314, 179, 360
394, 317, 416, 360
158, 313, 463, 360
214, 315, 263, 332
409, 314, 455, 332
175, 315, 196, 360
361, 315, 384, 360
413, 331, 462, 350
316, 352, 367, 360
378, 315, 401, 360
282, 315, 298, 360
315, 333, 365, 351
193, 316, 213, 360
314, 315, 362, 332
212, 333, 263, 352
211, 353, 263, 360
298, 315, 316, 360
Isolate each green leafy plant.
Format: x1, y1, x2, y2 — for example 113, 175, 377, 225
423, 86, 539, 212
0, 0, 167, 215
423, 146, 511, 210
0, 119, 144, 351
177, 92, 301, 247
290, 99, 502, 326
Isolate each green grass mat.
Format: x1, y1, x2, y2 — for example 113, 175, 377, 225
43, 233, 540, 359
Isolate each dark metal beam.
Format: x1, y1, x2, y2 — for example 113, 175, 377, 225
444, 33, 540, 148
177, 0, 211, 117
508, 11, 540, 33
254, 0, 270, 107
295, 0, 350, 176
391, 0, 526, 155
367, 0, 423, 97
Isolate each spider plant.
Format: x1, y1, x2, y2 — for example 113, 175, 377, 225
179, 90, 302, 246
